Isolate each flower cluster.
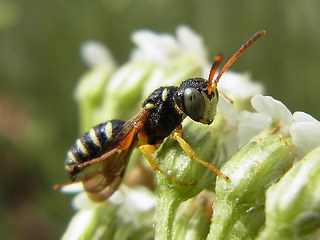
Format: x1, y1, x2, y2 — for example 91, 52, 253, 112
61, 26, 320, 240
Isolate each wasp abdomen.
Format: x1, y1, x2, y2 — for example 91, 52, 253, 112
65, 120, 126, 171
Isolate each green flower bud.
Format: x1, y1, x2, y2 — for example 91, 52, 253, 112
75, 65, 114, 131
207, 125, 295, 240
257, 146, 320, 240
62, 188, 156, 240
172, 191, 215, 240
62, 201, 121, 240
154, 118, 230, 240
101, 61, 154, 121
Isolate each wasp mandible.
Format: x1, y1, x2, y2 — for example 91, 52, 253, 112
56, 30, 266, 202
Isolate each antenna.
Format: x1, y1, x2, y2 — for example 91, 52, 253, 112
207, 55, 223, 94
209, 30, 266, 93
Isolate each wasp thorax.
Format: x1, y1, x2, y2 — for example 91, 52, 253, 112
174, 78, 219, 125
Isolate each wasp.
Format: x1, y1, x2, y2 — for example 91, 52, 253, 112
56, 30, 266, 202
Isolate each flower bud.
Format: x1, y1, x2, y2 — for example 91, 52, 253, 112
257, 146, 320, 240
207, 126, 295, 240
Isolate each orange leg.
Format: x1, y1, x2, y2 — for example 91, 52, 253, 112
172, 127, 229, 180
139, 144, 196, 186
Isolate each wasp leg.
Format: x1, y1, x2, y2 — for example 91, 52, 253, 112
173, 127, 229, 180
139, 144, 196, 186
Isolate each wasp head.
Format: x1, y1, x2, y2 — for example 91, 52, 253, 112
174, 78, 219, 125
174, 30, 266, 125
174, 54, 224, 125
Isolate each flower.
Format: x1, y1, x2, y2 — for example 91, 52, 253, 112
290, 111, 320, 157
208, 95, 320, 239
130, 25, 208, 68
257, 146, 320, 240
61, 26, 320, 240
80, 41, 116, 68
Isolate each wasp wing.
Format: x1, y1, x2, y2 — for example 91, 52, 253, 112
81, 140, 136, 202
65, 108, 150, 201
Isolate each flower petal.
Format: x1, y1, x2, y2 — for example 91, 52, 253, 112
218, 72, 264, 99
290, 121, 320, 157
251, 95, 293, 127
125, 188, 157, 212
217, 95, 238, 127
176, 25, 205, 54
131, 30, 179, 63
80, 41, 116, 68
292, 111, 319, 123
238, 111, 272, 147
60, 182, 84, 193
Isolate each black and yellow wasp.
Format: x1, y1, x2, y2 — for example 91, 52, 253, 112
56, 30, 265, 202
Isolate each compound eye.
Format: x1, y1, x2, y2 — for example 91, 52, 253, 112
183, 88, 205, 121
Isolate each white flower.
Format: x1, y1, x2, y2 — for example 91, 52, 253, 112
237, 111, 272, 147
80, 41, 116, 68
59, 183, 92, 210
251, 95, 293, 127
248, 95, 320, 158
290, 112, 320, 157
292, 111, 319, 123
130, 25, 208, 68
130, 26, 211, 98
61, 185, 157, 239
218, 93, 320, 158
110, 187, 157, 226
218, 72, 264, 99
61, 183, 157, 214
62, 208, 95, 240
60, 182, 84, 194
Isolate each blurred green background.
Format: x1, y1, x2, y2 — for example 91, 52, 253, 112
1, 0, 319, 239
